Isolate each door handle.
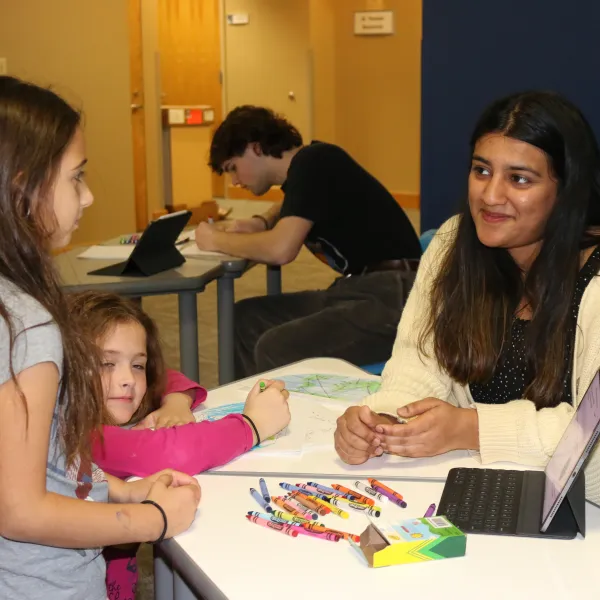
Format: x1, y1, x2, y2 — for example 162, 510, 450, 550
131, 103, 143, 111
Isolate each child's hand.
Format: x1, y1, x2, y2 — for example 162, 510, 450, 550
123, 469, 198, 503
145, 471, 201, 539
243, 379, 291, 443
132, 392, 195, 430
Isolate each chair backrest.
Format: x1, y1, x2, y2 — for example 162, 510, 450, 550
419, 229, 437, 252
361, 362, 386, 376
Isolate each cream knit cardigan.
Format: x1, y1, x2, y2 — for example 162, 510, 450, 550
363, 216, 600, 504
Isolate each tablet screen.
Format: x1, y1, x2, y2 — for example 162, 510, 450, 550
541, 371, 600, 529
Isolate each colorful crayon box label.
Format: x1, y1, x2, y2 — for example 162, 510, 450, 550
349, 516, 466, 568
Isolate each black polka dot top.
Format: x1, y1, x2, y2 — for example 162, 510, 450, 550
469, 247, 600, 406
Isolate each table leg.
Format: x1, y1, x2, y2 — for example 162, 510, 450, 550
154, 549, 174, 600
217, 277, 235, 385
266, 265, 282, 295
174, 571, 200, 600
178, 291, 200, 382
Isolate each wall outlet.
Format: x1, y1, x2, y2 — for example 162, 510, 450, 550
0, 58, 7, 75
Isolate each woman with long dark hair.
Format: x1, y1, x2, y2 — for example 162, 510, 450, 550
334, 91, 600, 502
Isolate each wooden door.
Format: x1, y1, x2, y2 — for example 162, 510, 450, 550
128, 0, 148, 230
158, 0, 224, 197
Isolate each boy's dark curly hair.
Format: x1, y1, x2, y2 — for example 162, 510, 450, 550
209, 105, 302, 174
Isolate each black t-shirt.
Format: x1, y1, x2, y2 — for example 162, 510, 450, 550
279, 141, 421, 275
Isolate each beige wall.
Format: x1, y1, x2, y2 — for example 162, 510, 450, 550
224, 0, 312, 142
0, 0, 136, 243
331, 0, 421, 197
309, 0, 336, 143
141, 0, 165, 217
223, 0, 421, 199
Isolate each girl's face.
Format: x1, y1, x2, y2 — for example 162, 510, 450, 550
468, 133, 558, 268
100, 321, 148, 425
49, 127, 94, 248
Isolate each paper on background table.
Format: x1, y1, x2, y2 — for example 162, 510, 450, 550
77, 245, 134, 260
77, 229, 198, 260
181, 244, 232, 259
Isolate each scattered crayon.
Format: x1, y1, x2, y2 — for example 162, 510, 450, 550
309, 496, 350, 519
284, 497, 318, 520
295, 527, 340, 542
354, 481, 389, 503
307, 481, 352, 498
270, 510, 311, 525
288, 491, 331, 516
250, 488, 272, 513
298, 489, 334, 503
424, 503, 436, 518
279, 482, 314, 496
294, 483, 322, 495
247, 511, 300, 526
331, 484, 374, 506
246, 515, 298, 537
325, 495, 381, 517
259, 478, 270, 503
271, 496, 308, 518
368, 478, 407, 508
302, 523, 360, 543
119, 235, 140, 245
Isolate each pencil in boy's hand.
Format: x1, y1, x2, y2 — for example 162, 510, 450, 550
259, 381, 266, 392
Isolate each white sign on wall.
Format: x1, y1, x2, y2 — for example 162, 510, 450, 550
354, 11, 394, 36
227, 13, 250, 26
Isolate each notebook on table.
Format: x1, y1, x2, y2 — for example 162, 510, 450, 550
437, 370, 600, 539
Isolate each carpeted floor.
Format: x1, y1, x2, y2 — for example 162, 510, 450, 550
134, 200, 420, 598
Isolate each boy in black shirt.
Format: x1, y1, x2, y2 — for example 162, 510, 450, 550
195, 106, 421, 378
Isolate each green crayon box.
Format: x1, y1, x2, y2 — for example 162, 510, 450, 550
350, 515, 466, 568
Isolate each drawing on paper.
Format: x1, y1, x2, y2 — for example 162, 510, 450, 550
195, 402, 284, 447
277, 374, 381, 403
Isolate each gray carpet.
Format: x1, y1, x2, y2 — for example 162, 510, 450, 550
135, 200, 420, 598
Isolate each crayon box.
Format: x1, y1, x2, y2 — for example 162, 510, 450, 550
350, 515, 466, 568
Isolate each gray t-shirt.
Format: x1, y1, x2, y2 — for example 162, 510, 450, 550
0, 278, 109, 600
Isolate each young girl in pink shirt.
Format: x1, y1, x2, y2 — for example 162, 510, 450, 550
68, 290, 291, 600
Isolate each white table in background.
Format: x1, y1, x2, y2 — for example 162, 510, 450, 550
156, 475, 600, 600
55, 235, 282, 385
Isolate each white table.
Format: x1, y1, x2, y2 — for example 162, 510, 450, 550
157, 475, 600, 600
153, 357, 592, 600
201, 358, 538, 481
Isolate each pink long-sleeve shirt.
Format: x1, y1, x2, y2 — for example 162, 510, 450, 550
92, 369, 253, 479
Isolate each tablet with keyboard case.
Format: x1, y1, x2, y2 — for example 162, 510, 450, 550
88, 210, 191, 277
437, 370, 600, 539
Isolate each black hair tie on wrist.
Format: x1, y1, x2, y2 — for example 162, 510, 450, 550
243, 414, 261, 446
141, 499, 168, 544
252, 214, 269, 230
